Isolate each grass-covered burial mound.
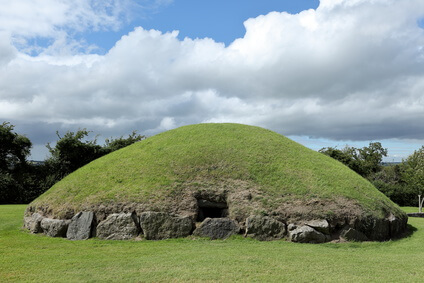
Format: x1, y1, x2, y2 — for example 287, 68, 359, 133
25, 123, 408, 242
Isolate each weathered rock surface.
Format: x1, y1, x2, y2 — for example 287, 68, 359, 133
388, 214, 408, 238
305, 219, 330, 235
40, 218, 70, 237
352, 214, 408, 241
66, 211, 95, 240
139, 212, 193, 240
287, 224, 297, 231
96, 212, 140, 240
245, 215, 286, 241
407, 213, 424, 218
24, 213, 44, 233
340, 228, 369, 242
193, 218, 240, 239
289, 225, 328, 243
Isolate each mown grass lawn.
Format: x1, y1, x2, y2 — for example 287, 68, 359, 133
1, 205, 423, 282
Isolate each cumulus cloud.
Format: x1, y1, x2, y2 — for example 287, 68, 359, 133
1, 0, 424, 159
0, 0, 171, 55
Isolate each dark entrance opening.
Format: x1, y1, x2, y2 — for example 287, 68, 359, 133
196, 199, 228, 222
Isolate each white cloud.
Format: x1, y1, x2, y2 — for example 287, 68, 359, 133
0, 0, 149, 55
1, 0, 424, 159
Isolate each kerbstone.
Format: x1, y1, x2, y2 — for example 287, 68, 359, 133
24, 213, 44, 233
289, 225, 328, 243
139, 212, 193, 240
245, 215, 286, 241
305, 219, 330, 235
341, 228, 369, 242
66, 211, 95, 240
96, 212, 140, 240
41, 218, 70, 237
193, 218, 240, 239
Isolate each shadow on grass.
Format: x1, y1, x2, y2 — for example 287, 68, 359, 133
389, 224, 418, 243
324, 224, 418, 249
399, 224, 417, 239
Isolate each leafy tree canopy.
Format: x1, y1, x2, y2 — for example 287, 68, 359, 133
319, 142, 387, 177
401, 146, 424, 195
0, 122, 32, 204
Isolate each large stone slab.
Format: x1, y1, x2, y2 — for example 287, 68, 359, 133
41, 218, 70, 237
96, 212, 140, 240
289, 225, 328, 243
340, 228, 369, 242
407, 213, 424, 218
24, 213, 44, 233
245, 215, 286, 241
305, 219, 330, 235
355, 217, 390, 241
388, 214, 408, 238
355, 214, 408, 241
193, 218, 240, 240
66, 211, 95, 240
139, 212, 193, 240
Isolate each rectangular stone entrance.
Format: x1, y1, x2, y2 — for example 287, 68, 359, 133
196, 199, 228, 221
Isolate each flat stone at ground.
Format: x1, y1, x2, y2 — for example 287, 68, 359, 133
305, 219, 330, 235
24, 213, 44, 233
407, 213, 424, 218
193, 218, 240, 239
66, 211, 95, 240
289, 225, 328, 243
40, 218, 70, 237
139, 212, 193, 240
245, 215, 286, 241
341, 228, 369, 241
96, 212, 140, 240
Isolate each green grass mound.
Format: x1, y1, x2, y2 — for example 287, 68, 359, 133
29, 123, 405, 229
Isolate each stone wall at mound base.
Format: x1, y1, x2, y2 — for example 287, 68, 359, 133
23, 210, 408, 243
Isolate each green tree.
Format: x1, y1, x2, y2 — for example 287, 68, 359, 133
369, 164, 415, 206
103, 131, 145, 153
45, 129, 145, 186
45, 130, 105, 180
357, 142, 388, 176
401, 146, 424, 211
0, 122, 32, 204
319, 142, 387, 178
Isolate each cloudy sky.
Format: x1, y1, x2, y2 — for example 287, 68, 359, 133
1, 0, 424, 161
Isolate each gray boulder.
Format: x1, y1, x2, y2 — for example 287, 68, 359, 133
368, 218, 390, 241
355, 214, 408, 241
355, 217, 389, 241
24, 213, 44, 233
388, 214, 408, 238
287, 224, 297, 231
139, 212, 193, 240
340, 228, 368, 242
305, 219, 330, 235
289, 225, 328, 243
66, 211, 95, 240
245, 215, 286, 241
96, 212, 140, 240
40, 218, 70, 237
193, 218, 240, 239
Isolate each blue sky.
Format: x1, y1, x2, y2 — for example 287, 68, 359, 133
80, 0, 319, 53
1, 0, 424, 161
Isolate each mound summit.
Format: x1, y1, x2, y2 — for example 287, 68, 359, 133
25, 123, 408, 242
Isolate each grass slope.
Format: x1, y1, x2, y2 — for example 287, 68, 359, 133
1, 205, 423, 282
31, 123, 401, 218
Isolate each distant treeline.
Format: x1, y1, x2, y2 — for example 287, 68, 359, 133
319, 143, 424, 206
0, 122, 144, 204
1, 121, 423, 206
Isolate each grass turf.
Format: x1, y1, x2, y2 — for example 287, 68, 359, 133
31, 123, 402, 219
1, 205, 423, 282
